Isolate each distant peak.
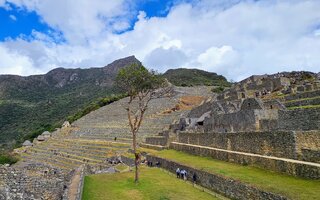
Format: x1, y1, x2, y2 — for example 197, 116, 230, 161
103, 55, 141, 74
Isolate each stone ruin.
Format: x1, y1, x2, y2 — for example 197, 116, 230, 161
0, 163, 73, 200
143, 72, 320, 180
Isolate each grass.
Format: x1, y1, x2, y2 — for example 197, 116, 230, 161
285, 96, 320, 103
82, 167, 218, 200
0, 153, 19, 165
287, 104, 320, 110
115, 163, 130, 172
151, 150, 320, 200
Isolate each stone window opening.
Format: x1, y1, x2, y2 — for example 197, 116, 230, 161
270, 105, 273, 109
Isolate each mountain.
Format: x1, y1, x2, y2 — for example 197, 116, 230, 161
162, 68, 230, 87
0, 56, 140, 149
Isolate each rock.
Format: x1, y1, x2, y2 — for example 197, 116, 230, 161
22, 140, 33, 147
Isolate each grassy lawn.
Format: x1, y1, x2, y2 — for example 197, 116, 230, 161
151, 150, 320, 200
82, 167, 218, 200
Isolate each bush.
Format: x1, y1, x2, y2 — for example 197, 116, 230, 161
211, 86, 225, 93
0, 153, 19, 165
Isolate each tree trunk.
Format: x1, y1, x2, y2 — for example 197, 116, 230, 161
133, 132, 139, 183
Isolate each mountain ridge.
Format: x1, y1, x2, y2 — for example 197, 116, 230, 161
0, 55, 141, 149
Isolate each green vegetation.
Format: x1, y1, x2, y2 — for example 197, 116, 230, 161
150, 150, 320, 200
82, 167, 218, 200
116, 63, 168, 183
162, 68, 230, 87
211, 86, 225, 93
0, 56, 141, 150
0, 153, 19, 165
287, 104, 320, 110
115, 163, 130, 172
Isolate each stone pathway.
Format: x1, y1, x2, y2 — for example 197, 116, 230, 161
68, 166, 83, 200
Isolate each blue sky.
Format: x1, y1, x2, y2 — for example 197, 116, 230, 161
0, 0, 319, 80
0, 0, 174, 41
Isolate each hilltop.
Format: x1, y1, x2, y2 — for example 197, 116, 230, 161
163, 68, 230, 87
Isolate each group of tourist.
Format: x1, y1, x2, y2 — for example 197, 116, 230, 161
146, 161, 161, 167
176, 168, 198, 185
176, 168, 187, 180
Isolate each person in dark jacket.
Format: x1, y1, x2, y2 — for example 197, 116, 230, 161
192, 173, 197, 185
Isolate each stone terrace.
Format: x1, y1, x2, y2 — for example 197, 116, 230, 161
17, 86, 212, 172
71, 86, 212, 141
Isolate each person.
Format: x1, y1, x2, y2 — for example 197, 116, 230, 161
192, 172, 197, 185
176, 168, 180, 178
183, 170, 187, 181
180, 169, 186, 180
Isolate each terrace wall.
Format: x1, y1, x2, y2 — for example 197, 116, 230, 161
178, 131, 297, 159
169, 142, 320, 179
146, 155, 288, 200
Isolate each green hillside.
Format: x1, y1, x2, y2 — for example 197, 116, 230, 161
0, 56, 140, 150
163, 68, 230, 87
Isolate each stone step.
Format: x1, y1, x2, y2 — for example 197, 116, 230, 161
28, 148, 104, 164
139, 143, 168, 151
284, 90, 320, 101
30, 145, 108, 160
21, 153, 77, 170
284, 96, 320, 107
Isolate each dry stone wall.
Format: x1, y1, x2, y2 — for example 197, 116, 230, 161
177, 130, 320, 163
146, 155, 287, 200
0, 164, 71, 200
284, 97, 320, 107
284, 90, 320, 101
169, 142, 320, 179
278, 108, 320, 131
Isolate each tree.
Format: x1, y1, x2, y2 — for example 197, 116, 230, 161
115, 63, 171, 183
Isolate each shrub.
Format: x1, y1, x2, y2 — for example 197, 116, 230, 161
0, 153, 19, 165
211, 86, 225, 93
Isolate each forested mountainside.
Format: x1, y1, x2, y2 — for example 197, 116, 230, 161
0, 56, 140, 149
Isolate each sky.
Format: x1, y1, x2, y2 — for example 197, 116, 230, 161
0, 0, 319, 81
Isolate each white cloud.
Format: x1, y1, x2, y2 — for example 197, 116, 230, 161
0, 44, 42, 75
9, 14, 16, 21
0, 0, 320, 81
197, 46, 240, 74
6, 0, 131, 44
144, 47, 187, 71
